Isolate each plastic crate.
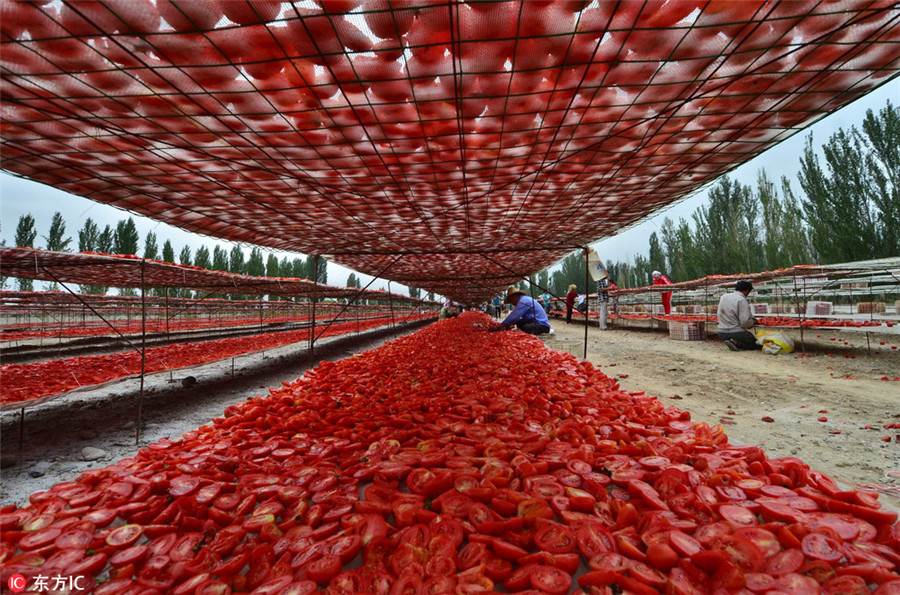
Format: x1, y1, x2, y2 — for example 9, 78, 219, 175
805, 301, 833, 317
547, 338, 583, 357
668, 321, 704, 341
857, 302, 885, 314
751, 303, 769, 315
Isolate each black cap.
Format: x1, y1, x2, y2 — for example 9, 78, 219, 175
736, 280, 753, 292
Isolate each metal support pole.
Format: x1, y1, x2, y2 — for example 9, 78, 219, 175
40, 267, 142, 353
793, 273, 805, 352
136, 260, 147, 446
583, 247, 590, 359
704, 285, 709, 340
164, 288, 170, 344
388, 281, 396, 333
312, 256, 403, 345
309, 255, 319, 363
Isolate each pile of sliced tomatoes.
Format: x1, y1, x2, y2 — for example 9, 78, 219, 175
1, 312, 898, 594
0, 315, 431, 405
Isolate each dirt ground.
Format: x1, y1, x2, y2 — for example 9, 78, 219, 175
550, 319, 900, 509
2, 315, 898, 512
0, 320, 431, 508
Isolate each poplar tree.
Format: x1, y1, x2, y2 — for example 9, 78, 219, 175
113, 218, 139, 255
143, 231, 159, 260
162, 240, 175, 263
78, 219, 106, 294
14, 214, 37, 291
44, 212, 71, 252
178, 246, 193, 298
648, 232, 666, 277
97, 225, 114, 254
212, 246, 229, 271
194, 246, 211, 270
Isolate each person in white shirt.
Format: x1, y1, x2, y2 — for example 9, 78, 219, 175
716, 280, 759, 351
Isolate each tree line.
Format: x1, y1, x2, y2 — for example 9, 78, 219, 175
6, 214, 330, 299
538, 99, 898, 293
5, 213, 434, 301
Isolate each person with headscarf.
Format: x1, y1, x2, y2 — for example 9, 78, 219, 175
652, 270, 673, 315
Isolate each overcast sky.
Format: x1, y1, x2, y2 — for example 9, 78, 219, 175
2, 78, 897, 296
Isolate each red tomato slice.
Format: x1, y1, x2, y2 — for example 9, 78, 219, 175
482, 553, 513, 582
535, 522, 577, 554
772, 572, 821, 593
803, 532, 844, 562
19, 527, 61, 551
54, 530, 92, 550
823, 574, 869, 594
306, 553, 341, 584
668, 529, 703, 557
425, 554, 456, 577
745, 572, 776, 592
168, 477, 200, 497
492, 537, 528, 560
576, 522, 615, 558
715, 534, 765, 573
109, 544, 147, 568
765, 548, 805, 575
693, 521, 731, 546
530, 564, 573, 595
719, 503, 759, 529
502, 564, 536, 592
646, 542, 679, 571
735, 527, 782, 557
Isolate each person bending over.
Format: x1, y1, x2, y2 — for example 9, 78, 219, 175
717, 280, 759, 351
489, 286, 551, 335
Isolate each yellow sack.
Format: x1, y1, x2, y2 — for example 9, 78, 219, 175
756, 330, 794, 355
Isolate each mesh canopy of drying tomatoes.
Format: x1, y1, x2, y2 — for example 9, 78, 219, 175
2, 312, 898, 593
0, 314, 431, 406
2, 2, 899, 302
0, 248, 432, 306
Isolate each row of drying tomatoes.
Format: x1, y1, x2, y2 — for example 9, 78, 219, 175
0, 315, 428, 406
552, 311, 892, 329
1, 311, 898, 594
0, 315, 320, 342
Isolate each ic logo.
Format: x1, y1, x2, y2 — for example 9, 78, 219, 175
8, 574, 26, 593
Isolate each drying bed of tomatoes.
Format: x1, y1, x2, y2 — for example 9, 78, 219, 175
0, 315, 324, 343
553, 310, 894, 330
2, 311, 899, 594
0, 315, 430, 406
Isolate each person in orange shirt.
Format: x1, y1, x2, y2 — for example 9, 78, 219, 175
652, 270, 673, 315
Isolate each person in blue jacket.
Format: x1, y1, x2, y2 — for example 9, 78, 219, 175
489, 286, 551, 335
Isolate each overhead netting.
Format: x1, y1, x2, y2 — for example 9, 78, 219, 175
0, 247, 430, 304
1, 1, 899, 302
